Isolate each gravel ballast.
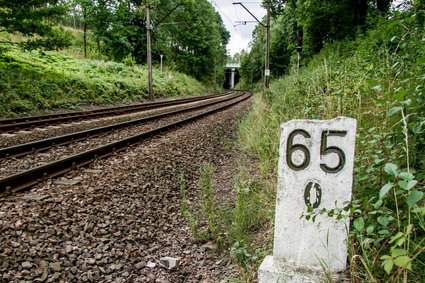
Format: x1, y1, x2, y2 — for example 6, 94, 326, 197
0, 97, 252, 282
0, 93, 237, 148
0, 95, 247, 179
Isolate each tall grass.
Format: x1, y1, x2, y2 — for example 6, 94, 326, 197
0, 40, 206, 117
237, 13, 424, 281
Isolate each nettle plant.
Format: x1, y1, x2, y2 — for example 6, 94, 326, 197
350, 162, 424, 279
377, 164, 423, 274
349, 100, 424, 281
304, 164, 424, 282
303, 103, 424, 282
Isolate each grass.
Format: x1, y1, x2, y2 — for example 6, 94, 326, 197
0, 33, 207, 117
232, 12, 424, 282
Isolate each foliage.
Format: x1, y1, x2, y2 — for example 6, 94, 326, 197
58, 0, 229, 85
1, 0, 229, 86
239, 24, 267, 88
198, 164, 218, 237
180, 162, 274, 280
180, 164, 224, 241
237, 9, 424, 281
349, 164, 424, 281
163, 0, 229, 84
0, 42, 206, 117
240, 0, 398, 85
0, 0, 71, 50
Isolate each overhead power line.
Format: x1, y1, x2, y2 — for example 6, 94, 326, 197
234, 20, 257, 27
233, 1, 271, 89
209, 0, 238, 32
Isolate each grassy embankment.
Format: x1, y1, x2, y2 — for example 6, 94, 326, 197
173, 12, 425, 282
0, 34, 206, 117
233, 13, 424, 282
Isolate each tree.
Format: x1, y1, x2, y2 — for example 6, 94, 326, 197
240, 25, 265, 85
239, 0, 398, 86
161, 0, 229, 83
69, 0, 97, 57
56, 0, 229, 83
0, 0, 72, 50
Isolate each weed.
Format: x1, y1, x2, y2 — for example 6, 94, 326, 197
180, 164, 222, 242
0, 40, 206, 117
237, 11, 424, 282
198, 165, 218, 237
179, 171, 202, 239
179, 172, 188, 218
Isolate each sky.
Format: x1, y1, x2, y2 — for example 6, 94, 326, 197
208, 0, 266, 56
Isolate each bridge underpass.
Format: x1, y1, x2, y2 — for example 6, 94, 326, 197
223, 63, 240, 89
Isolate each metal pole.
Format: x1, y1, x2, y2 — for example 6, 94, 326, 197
264, 6, 271, 89
146, 3, 153, 100
213, 56, 217, 91
297, 52, 300, 74
233, 2, 271, 89
160, 54, 163, 76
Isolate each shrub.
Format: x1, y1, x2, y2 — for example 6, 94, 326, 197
237, 12, 424, 281
0, 43, 206, 117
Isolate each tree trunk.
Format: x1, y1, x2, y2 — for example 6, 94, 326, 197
83, 22, 87, 58
376, 0, 391, 15
83, 7, 88, 58
359, 0, 367, 28
353, 0, 368, 31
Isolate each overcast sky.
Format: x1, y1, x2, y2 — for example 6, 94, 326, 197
208, 0, 266, 56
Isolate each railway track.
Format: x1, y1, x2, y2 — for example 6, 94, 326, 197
0, 91, 251, 193
0, 92, 234, 133
0, 92, 244, 159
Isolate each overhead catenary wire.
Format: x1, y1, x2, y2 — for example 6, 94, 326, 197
233, 1, 270, 88
233, 2, 248, 42
207, 0, 266, 55
209, 0, 238, 32
233, 2, 262, 42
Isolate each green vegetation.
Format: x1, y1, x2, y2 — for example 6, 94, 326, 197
0, 0, 230, 116
1, 0, 229, 84
0, 41, 205, 117
181, 164, 273, 281
0, 0, 70, 50
234, 8, 424, 282
181, 165, 220, 240
240, 0, 413, 84
38, 0, 228, 84
1, 0, 423, 282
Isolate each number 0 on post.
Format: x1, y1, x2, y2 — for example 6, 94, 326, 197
274, 117, 357, 273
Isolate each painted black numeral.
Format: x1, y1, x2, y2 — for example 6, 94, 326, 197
320, 131, 347, 173
286, 129, 311, 171
304, 181, 322, 208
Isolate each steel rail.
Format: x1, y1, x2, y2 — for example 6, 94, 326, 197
0, 92, 244, 159
0, 92, 252, 193
0, 92, 235, 133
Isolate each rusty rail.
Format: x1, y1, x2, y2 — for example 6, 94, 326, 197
0, 92, 244, 159
0, 92, 251, 193
0, 92, 234, 133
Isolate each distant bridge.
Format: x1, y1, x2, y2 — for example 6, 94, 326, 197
224, 63, 240, 89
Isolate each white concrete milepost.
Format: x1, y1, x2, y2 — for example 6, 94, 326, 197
259, 117, 357, 283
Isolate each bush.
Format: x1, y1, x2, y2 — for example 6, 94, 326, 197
0, 42, 206, 117
237, 12, 424, 281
